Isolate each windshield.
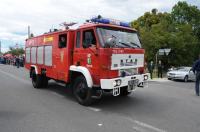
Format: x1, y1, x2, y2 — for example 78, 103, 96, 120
177, 67, 190, 72
96, 26, 142, 48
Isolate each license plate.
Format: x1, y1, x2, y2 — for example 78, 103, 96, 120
128, 80, 138, 91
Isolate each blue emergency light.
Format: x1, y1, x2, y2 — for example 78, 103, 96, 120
90, 15, 131, 28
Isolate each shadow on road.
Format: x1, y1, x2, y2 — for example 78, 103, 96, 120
40, 81, 169, 116
42, 82, 76, 102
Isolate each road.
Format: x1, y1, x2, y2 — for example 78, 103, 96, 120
0, 65, 200, 132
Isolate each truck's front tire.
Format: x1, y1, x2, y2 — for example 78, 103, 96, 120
73, 76, 93, 106
31, 70, 43, 88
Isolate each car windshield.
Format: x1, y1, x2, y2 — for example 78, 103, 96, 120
177, 67, 190, 72
96, 26, 141, 48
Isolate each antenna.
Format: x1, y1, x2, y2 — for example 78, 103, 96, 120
59, 22, 77, 29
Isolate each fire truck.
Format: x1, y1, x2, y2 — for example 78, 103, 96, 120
25, 16, 150, 105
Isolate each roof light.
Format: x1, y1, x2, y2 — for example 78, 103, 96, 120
90, 15, 131, 28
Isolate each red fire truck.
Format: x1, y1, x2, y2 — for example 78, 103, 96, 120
25, 16, 150, 105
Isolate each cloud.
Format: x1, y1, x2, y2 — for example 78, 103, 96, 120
0, 0, 199, 52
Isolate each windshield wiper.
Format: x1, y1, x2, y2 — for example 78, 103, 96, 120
118, 42, 134, 48
130, 42, 141, 48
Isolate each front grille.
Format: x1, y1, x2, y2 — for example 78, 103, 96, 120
119, 68, 138, 77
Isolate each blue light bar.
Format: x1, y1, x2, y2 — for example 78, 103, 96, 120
90, 16, 131, 28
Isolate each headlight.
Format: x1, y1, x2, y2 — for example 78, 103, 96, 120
113, 79, 122, 87
113, 81, 117, 86
144, 75, 148, 80
116, 79, 122, 86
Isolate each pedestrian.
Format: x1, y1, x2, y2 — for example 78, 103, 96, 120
16, 56, 20, 68
158, 60, 163, 78
148, 61, 154, 79
192, 54, 200, 96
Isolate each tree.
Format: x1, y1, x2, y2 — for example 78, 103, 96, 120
131, 2, 200, 68
6, 47, 24, 56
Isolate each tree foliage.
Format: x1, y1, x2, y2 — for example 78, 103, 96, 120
131, 2, 200, 68
6, 47, 25, 56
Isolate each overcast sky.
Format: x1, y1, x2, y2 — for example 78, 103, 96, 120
0, 0, 199, 52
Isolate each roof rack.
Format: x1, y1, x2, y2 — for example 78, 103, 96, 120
59, 22, 77, 29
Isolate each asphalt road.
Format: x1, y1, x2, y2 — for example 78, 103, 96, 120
0, 64, 200, 132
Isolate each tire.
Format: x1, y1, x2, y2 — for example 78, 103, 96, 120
42, 76, 49, 88
31, 70, 43, 88
120, 86, 132, 96
184, 76, 188, 82
73, 76, 93, 106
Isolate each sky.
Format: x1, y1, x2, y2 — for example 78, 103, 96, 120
0, 0, 199, 53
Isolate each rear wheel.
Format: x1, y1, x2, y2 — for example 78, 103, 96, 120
73, 76, 93, 106
31, 70, 43, 88
42, 75, 49, 88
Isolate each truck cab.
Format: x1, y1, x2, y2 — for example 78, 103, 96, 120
70, 17, 149, 105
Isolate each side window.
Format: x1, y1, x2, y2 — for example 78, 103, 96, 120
25, 48, 30, 63
76, 31, 80, 48
82, 29, 96, 48
58, 34, 67, 48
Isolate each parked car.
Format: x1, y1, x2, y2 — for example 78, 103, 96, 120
167, 67, 195, 82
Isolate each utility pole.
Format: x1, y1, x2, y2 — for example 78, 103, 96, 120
28, 26, 30, 38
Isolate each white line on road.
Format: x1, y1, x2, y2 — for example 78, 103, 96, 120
87, 107, 101, 112
0, 69, 30, 84
134, 120, 167, 132
125, 117, 167, 132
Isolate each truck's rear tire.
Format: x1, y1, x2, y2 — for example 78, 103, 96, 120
31, 70, 43, 88
120, 86, 132, 96
42, 76, 49, 88
73, 76, 93, 106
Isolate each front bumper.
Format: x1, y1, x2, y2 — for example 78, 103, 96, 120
100, 73, 150, 90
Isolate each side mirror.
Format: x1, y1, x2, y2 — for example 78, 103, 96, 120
105, 37, 116, 48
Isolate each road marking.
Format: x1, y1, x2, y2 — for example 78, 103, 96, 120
0, 69, 30, 84
125, 117, 167, 132
134, 120, 167, 132
98, 123, 103, 126
87, 107, 101, 112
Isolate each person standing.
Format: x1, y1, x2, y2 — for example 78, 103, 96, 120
148, 61, 154, 79
157, 60, 163, 78
16, 56, 20, 68
192, 54, 200, 96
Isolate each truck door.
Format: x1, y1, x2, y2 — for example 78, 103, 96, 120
56, 33, 68, 81
73, 28, 100, 84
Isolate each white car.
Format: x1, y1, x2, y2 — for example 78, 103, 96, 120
167, 67, 195, 82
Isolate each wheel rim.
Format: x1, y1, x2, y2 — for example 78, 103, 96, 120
185, 76, 188, 82
75, 82, 88, 100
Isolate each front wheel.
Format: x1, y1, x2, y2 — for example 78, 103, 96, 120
184, 75, 188, 82
73, 76, 93, 106
31, 70, 43, 88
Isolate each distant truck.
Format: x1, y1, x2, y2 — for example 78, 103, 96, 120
25, 16, 150, 105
